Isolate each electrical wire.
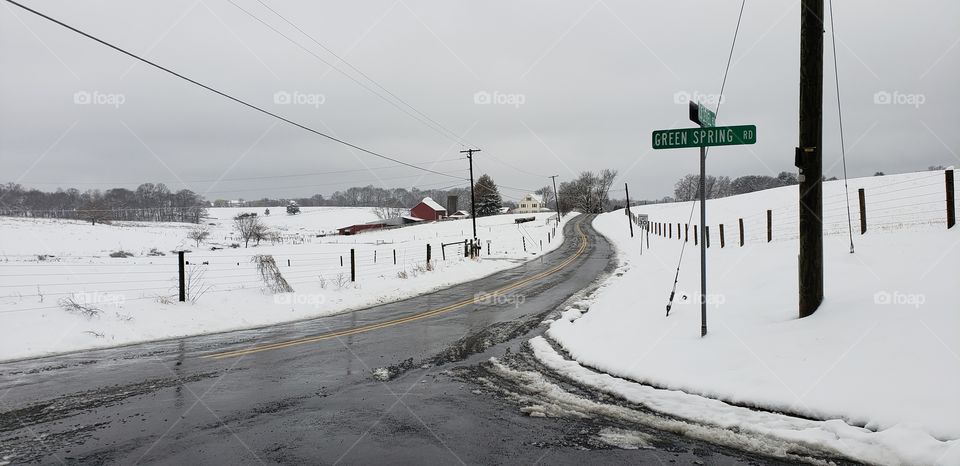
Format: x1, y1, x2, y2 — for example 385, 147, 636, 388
225, 0, 473, 149
829, 0, 855, 254
4, 0, 463, 180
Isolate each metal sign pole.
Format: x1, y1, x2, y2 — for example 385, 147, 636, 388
699, 145, 707, 337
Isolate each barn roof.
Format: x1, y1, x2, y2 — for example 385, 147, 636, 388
419, 197, 446, 212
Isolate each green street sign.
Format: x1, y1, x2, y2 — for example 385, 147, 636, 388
688, 101, 715, 127
652, 125, 756, 150
698, 104, 716, 127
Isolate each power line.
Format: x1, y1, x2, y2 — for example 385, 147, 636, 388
202, 171, 468, 196
4, 0, 462, 180
18, 158, 468, 187
226, 0, 473, 149
828, 0, 855, 254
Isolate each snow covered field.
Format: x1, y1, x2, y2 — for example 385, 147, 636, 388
541, 171, 959, 465
0, 208, 572, 361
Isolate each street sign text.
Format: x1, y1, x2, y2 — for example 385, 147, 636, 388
652, 125, 756, 150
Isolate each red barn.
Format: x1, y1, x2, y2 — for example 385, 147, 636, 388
410, 197, 447, 221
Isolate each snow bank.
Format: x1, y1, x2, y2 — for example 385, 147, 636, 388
530, 337, 960, 466
541, 171, 959, 462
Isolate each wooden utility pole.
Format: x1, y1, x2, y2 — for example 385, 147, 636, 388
797, 0, 824, 318
550, 175, 561, 224
461, 149, 481, 242
625, 183, 634, 237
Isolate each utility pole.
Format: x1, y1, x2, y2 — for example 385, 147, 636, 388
461, 148, 481, 243
549, 175, 561, 224
625, 182, 634, 237
797, 0, 824, 318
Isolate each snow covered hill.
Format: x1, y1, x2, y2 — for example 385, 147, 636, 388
541, 170, 959, 465
0, 208, 572, 361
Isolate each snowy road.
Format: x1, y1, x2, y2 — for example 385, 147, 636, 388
0, 216, 811, 465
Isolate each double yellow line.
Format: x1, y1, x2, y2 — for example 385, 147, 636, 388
203, 218, 589, 360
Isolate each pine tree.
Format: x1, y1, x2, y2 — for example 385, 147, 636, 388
473, 174, 502, 217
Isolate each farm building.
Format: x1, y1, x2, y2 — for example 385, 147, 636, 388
336, 216, 422, 235
410, 197, 447, 221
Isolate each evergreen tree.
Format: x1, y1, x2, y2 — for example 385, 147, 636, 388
473, 174, 502, 217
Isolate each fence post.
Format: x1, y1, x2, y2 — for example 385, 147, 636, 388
287, 259, 291, 267
678, 223, 682, 241
522, 237, 526, 252
719, 224, 725, 248
340, 255, 343, 267
739, 218, 744, 247
178, 251, 186, 302
374, 250, 377, 263
705, 225, 710, 248
441, 244, 446, 261
393, 249, 397, 265
548, 232, 551, 243
946, 169, 955, 229
767, 210, 773, 242
350, 249, 356, 282
685, 224, 689, 242
669, 223, 672, 239
540, 239, 543, 251
426, 244, 431, 266
858, 188, 867, 234
694, 225, 698, 245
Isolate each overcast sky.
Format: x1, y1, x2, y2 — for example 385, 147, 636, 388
1, 0, 958, 202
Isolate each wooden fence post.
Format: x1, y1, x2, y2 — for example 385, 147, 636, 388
178, 251, 186, 302
858, 188, 867, 234
694, 225, 698, 245
946, 169, 955, 229
350, 249, 356, 282
705, 225, 710, 248
738, 218, 744, 247
287, 259, 291, 267
719, 224, 725, 248
669, 223, 672, 239
522, 237, 526, 252
685, 224, 689, 242
426, 244, 431, 266
677, 223, 681, 241
393, 249, 397, 265
767, 210, 773, 242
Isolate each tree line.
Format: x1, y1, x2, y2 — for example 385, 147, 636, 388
0, 182, 207, 224
671, 171, 800, 202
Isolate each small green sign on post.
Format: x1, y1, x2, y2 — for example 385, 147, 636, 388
651, 125, 756, 150
699, 104, 716, 128
688, 101, 715, 128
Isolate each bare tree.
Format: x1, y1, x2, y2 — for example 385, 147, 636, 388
596, 169, 618, 212
535, 185, 555, 210
233, 213, 267, 248
187, 225, 210, 247
373, 198, 407, 220
557, 170, 618, 214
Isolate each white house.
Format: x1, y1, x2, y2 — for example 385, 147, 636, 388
514, 193, 547, 214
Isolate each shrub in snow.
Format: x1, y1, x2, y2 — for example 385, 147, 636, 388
59, 297, 101, 319
109, 250, 134, 258
251, 255, 293, 293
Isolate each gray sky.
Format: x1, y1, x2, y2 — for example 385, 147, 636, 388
1, 0, 958, 203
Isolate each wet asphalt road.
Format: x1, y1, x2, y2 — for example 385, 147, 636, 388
0, 216, 790, 465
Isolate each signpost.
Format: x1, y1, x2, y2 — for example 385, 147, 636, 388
652, 101, 756, 337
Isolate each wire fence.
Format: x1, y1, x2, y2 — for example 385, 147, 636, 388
0, 215, 563, 315
631, 170, 956, 248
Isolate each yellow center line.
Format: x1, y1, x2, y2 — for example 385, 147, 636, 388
202, 218, 589, 360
